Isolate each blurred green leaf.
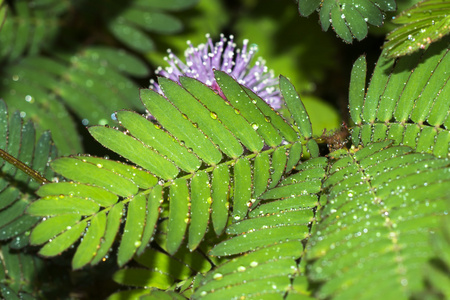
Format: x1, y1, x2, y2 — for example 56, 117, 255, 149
0, 0, 7, 33
106, 0, 198, 54
0, 0, 67, 61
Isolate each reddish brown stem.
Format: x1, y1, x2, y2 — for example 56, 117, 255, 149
0, 148, 50, 185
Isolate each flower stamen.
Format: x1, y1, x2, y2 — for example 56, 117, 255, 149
151, 34, 282, 109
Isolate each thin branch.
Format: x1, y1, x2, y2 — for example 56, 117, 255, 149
0, 148, 50, 184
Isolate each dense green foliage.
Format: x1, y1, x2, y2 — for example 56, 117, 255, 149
0, 0, 449, 299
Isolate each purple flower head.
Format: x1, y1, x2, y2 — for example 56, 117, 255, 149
150, 34, 282, 109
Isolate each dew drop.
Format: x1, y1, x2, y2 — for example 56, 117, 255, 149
25, 95, 33, 103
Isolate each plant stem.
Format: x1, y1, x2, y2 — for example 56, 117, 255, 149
0, 148, 50, 184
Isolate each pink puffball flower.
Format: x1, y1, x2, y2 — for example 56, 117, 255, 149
150, 34, 282, 110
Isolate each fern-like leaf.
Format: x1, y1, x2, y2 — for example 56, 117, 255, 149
209, 156, 327, 257
0, 100, 61, 298
194, 242, 304, 299
27, 72, 314, 269
383, 0, 450, 58
0, 100, 56, 249
1, 47, 147, 154
190, 156, 328, 298
0, 243, 73, 299
0, 0, 198, 154
296, 0, 396, 43
0, 245, 40, 298
110, 219, 215, 299
349, 37, 450, 157
0, 0, 67, 61
305, 141, 450, 299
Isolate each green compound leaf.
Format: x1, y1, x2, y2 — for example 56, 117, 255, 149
89, 126, 180, 180
0, 100, 56, 249
0, 244, 67, 298
215, 70, 282, 147
349, 37, 450, 157
297, 0, 396, 43
306, 142, 450, 299
28, 73, 314, 268
1, 47, 148, 154
193, 241, 304, 299
140, 88, 222, 166
50, 157, 140, 197
179, 76, 264, 153
162, 77, 245, 159
1, 0, 199, 153
210, 156, 327, 257
116, 110, 201, 173
29, 156, 158, 267
384, 0, 450, 58
0, 0, 68, 61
